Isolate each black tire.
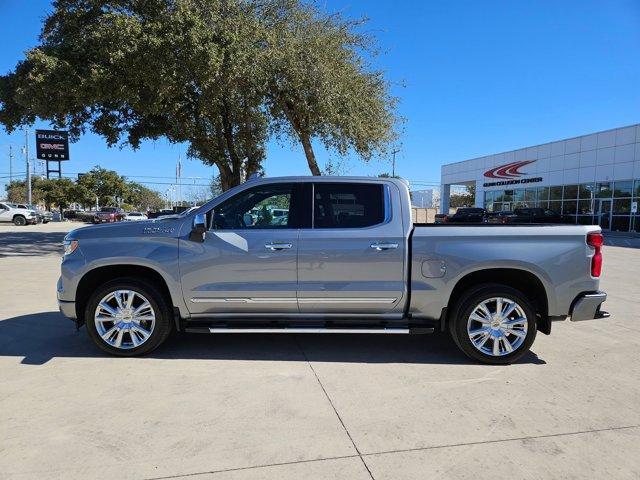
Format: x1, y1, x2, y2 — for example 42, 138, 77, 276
85, 278, 173, 356
13, 215, 26, 226
448, 283, 537, 365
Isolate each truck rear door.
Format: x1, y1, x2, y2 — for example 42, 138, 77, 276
297, 181, 406, 315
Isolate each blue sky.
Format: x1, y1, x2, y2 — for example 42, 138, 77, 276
1, 0, 639, 197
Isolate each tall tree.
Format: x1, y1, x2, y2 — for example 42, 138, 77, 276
76, 166, 129, 207
261, 2, 398, 175
0, 0, 399, 187
0, 0, 268, 191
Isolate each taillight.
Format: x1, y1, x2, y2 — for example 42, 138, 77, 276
587, 232, 603, 277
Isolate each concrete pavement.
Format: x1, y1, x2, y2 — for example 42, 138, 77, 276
0, 222, 639, 479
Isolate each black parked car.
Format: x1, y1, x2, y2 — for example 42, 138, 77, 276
447, 207, 487, 223
506, 208, 566, 224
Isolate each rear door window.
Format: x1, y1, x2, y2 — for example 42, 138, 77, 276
313, 183, 385, 228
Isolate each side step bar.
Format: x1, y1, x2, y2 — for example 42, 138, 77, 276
184, 327, 434, 335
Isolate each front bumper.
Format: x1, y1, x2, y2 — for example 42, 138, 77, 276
570, 291, 609, 322
58, 299, 77, 320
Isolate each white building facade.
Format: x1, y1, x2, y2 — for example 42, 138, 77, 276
440, 124, 640, 232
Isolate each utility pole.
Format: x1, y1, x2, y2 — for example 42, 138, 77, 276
8, 145, 13, 185
391, 148, 401, 177
24, 127, 31, 204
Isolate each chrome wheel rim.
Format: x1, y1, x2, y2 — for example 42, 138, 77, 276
466, 297, 528, 357
94, 290, 155, 350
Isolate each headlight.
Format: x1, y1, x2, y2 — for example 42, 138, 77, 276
63, 239, 79, 256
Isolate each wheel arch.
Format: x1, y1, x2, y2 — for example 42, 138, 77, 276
447, 268, 551, 335
75, 264, 176, 327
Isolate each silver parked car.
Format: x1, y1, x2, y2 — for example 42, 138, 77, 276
58, 177, 608, 364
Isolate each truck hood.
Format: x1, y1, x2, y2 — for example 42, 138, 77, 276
65, 217, 184, 240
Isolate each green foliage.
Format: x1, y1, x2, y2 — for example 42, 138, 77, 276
76, 166, 129, 207
257, 204, 273, 226
449, 185, 476, 208
5, 166, 165, 210
125, 182, 165, 211
0, 0, 398, 190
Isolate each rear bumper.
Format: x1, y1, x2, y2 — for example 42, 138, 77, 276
570, 291, 609, 322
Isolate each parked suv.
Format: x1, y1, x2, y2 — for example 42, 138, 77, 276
94, 207, 125, 223
0, 202, 38, 226
447, 207, 487, 223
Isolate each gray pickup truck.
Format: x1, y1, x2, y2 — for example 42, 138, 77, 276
58, 176, 608, 364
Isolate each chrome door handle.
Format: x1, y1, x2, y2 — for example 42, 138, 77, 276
370, 242, 399, 251
265, 243, 293, 251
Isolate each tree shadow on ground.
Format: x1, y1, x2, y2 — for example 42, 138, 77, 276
0, 311, 546, 366
0, 231, 67, 257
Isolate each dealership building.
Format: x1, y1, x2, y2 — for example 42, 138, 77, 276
440, 124, 640, 232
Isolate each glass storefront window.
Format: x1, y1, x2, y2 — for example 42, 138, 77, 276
563, 184, 578, 199
613, 198, 631, 214
579, 183, 595, 199
611, 216, 630, 232
548, 200, 562, 213
537, 200, 549, 209
562, 200, 578, 215
578, 199, 594, 215
549, 186, 563, 200
494, 191, 504, 202
524, 188, 537, 202
513, 189, 525, 203
502, 190, 513, 202
613, 181, 633, 198
485, 202, 494, 212
595, 183, 612, 198
633, 214, 640, 233
537, 187, 549, 201
635, 181, 640, 198
493, 202, 503, 211
484, 191, 494, 202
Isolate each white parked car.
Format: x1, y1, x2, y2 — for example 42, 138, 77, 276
0, 202, 38, 226
123, 212, 148, 221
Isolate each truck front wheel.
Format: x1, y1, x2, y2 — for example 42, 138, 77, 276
85, 278, 173, 356
13, 215, 26, 226
449, 284, 537, 365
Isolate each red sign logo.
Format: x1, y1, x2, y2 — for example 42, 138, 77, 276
484, 160, 535, 179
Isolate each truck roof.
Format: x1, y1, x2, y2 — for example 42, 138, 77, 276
245, 175, 410, 188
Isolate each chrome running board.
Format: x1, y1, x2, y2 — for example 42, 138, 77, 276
184, 326, 434, 334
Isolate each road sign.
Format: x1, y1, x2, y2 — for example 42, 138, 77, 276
35, 130, 69, 160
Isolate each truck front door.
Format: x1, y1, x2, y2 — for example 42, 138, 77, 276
297, 182, 406, 315
180, 182, 303, 315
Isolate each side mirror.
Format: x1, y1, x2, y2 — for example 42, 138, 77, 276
189, 213, 207, 242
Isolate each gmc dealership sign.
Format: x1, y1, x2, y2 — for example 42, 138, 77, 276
482, 160, 542, 187
35, 129, 70, 160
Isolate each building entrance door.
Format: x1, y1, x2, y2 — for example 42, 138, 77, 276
597, 199, 612, 231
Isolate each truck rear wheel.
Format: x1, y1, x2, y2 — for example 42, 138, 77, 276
449, 284, 537, 365
85, 278, 173, 356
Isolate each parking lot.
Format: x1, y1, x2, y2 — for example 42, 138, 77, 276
1, 222, 639, 480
